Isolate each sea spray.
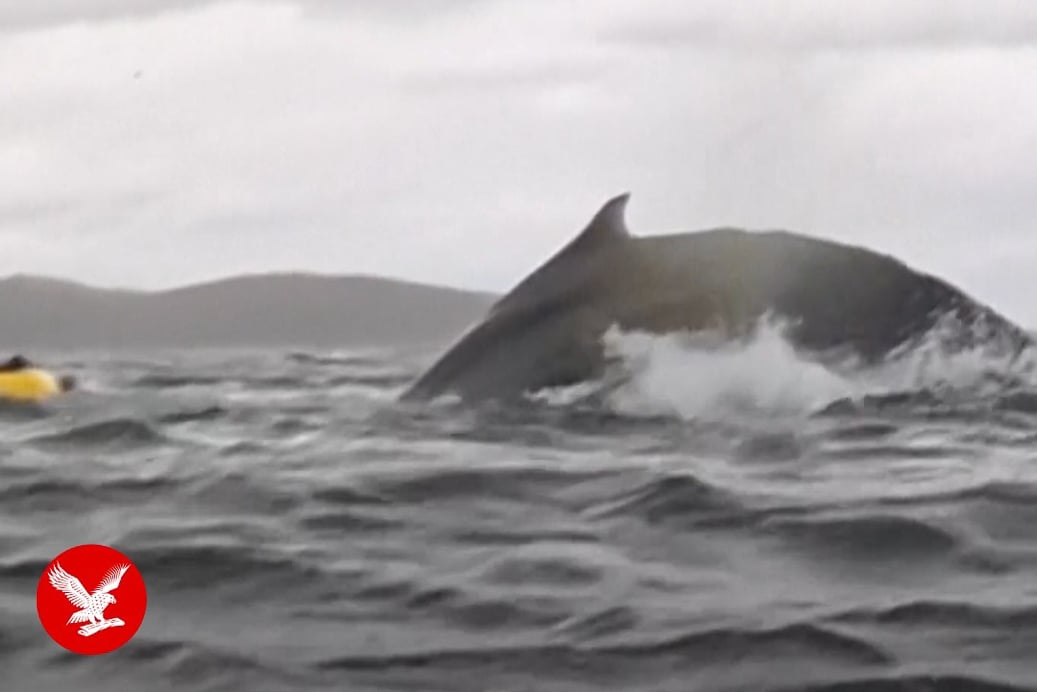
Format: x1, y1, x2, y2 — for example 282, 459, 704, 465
534, 316, 1037, 421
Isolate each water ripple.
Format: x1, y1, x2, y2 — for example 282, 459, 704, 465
3, 347, 1037, 691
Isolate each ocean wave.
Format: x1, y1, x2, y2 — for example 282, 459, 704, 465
362, 466, 613, 504
297, 508, 405, 533
995, 390, 1037, 414
286, 352, 386, 367
28, 418, 167, 448
157, 406, 228, 424
764, 513, 963, 563
5, 347, 1037, 690
132, 374, 228, 389
872, 480, 1037, 508
185, 471, 303, 515
551, 605, 640, 642
104, 638, 311, 690
479, 551, 608, 588
781, 675, 1036, 692
585, 472, 749, 526
0, 400, 50, 420
831, 599, 1037, 628
125, 543, 322, 593
389, 583, 567, 631
241, 375, 314, 389
0, 475, 175, 514
326, 373, 417, 389
316, 620, 891, 670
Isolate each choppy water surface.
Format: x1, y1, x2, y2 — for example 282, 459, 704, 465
3, 331, 1037, 692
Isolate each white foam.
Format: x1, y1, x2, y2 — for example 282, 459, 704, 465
534, 317, 1037, 421
598, 322, 851, 420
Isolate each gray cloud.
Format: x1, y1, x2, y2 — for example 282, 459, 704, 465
605, 1, 1037, 52
403, 61, 608, 94
0, 0, 215, 31
0, 0, 484, 32
0, 0, 1035, 327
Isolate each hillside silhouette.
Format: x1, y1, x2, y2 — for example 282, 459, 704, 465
0, 273, 495, 350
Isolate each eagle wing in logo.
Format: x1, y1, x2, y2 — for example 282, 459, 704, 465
48, 562, 93, 621
93, 563, 131, 596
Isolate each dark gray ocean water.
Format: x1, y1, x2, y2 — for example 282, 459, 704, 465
3, 336, 1037, 692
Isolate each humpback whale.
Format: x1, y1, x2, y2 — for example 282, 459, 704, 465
402, 194, 1031, 402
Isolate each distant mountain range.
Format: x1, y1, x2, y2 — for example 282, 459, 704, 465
0, 273, 497, 350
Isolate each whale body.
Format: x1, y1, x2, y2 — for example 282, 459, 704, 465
401, 194, 1031, 402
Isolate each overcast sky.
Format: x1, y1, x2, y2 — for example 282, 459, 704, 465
1, 0, 1035, 324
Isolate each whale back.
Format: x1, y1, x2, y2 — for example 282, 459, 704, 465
401, 195, 634, 401
487, 193, 632, 321
402, 195, 1033, 402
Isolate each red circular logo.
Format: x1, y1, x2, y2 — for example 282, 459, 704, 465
36, 544, 147, 655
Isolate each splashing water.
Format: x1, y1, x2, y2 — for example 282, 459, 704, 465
600, 324, 850, 419
536, 317, 1037, 422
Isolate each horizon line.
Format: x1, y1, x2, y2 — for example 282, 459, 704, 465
0, 269, 499, 297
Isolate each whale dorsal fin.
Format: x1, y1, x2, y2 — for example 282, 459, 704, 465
570, 192, 631, 251
487, 193, 633, 317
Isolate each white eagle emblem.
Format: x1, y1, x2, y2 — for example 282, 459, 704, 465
47, 562, 132, 637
